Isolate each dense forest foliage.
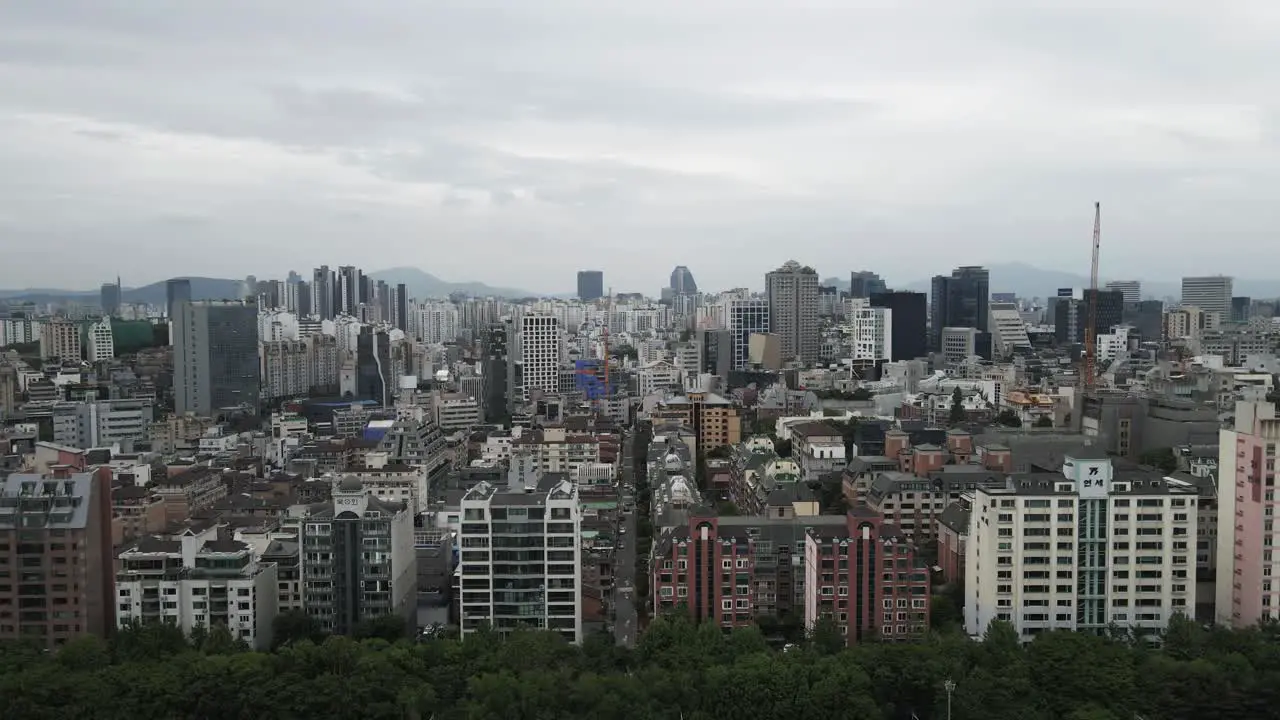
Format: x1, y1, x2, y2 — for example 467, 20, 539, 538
2, 614, 1279, 720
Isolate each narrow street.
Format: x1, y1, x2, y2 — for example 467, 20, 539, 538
613, 430, 639, 648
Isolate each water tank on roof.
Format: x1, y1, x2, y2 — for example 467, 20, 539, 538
663, 452, 684, 472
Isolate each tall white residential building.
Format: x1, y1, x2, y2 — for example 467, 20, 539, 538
419, 302, 459, 344
115, 526, 279, 649
518, 314, 563, 402
0, 316, 41, 347
52, 398, 152, 449
1096, 325, 1135, 364
965, 454, 1197, 642
85, 318, 115, 362
988, 302, 1031, 356
725, 298, 769, 370
458, 475, 583, 642
1181, 276, 1233, 317
301, 477, 417, 635
258, 310, 300, 342
849, 301, 892, 362
308, 334, 340, 391
261, 339, 311, 400
1105, 281, 1141, 304
40, 317, 81, 362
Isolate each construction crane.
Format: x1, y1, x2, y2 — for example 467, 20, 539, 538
1083, 202, 1101, 392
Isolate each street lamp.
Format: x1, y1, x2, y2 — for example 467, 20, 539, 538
943, 678, 956, 720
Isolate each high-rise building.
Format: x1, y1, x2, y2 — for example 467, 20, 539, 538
849, 303, 893, 362
458, 475, 583, 642
1231, 296, 1252, 323
765, 260, 820, 364
482, 322, 509, 423
517, 314, 563, 403
848, 271, 888, 299
869, 291, 928, 361
301, 477, 417, 636
698, 329, 733, 377
85, 318, 115, 362
355, 326, 392, 406
1104, 280, 1141, 304
1181, 276, 1233, 316
0, 469, 115, 650
311, 266, 335, 320
393, 283, 409, 331
988, 302, 1032, 356
576, 270, 604, 301
1217, 399, 1280, 627
173, 300, 260, 417
40, 317, 81, 362
100, 280, 122, 317
338, 266, 360, 316
929, 266, 989, 352
724, 298, 769, 371
965, 454, 1198, 642
1053, 290, 1124, 346
670, 266, 698, 295
165, 278, 191, 320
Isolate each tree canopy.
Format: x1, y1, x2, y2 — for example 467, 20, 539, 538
3, 615, 1280, 719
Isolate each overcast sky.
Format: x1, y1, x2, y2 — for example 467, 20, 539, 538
1, 1, 1277, 294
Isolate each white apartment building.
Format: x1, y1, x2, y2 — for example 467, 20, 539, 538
848, 301, 892, 362
518, 314, 563, 402
1097, 325, 1135, 364
115, 527, 279, 649
0, 316, 41, 347
966, 454, 1197, 642
637, 360, 681, 396
258, 310, 300, 342
458, 475, 583, 642
85, 318, 115, 362
261, 339, 311, 400
419, 302, 459, 344
436, 394, 482, 432
338, 464, 431, 514
52, 398, 152, 449
1181, 276, 1233, 317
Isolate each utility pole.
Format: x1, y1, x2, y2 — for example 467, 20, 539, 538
943, 678, 956, 720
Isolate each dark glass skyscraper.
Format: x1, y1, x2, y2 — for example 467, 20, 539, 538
165, 278, 191, 320
355, 326, 391, 406
930, 266, 990, 351
670, 266, 698, 295
870, 291, 928, 361
173, 300, 260, 416
100, 280, 121, 317
849, 271, 887, 299
577, 270, 604, 301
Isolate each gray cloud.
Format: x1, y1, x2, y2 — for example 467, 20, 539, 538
0, 0, 1278, 293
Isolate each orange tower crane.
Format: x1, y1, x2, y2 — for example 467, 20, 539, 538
1083, 202, 1101, 392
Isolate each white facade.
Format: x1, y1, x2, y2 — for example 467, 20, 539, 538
458, 477, 583, 642
518, 314, 564, 402
436, 396, 482, 432
965, 455, 1197, 642
1097, 325, 1135, 364
1181, 276, 1233, 317
849, 302, 893, 362
339, 466, 430, 514
0, 316, 41, 347
52, 399, 152, 449
115, 528, 279, 650
85, 318, 115, 361
258, 310, 300, 342
39, 318, 81, 361
636, 360, 681, 396
988, 302, 1031, 356
418, 302, 459, 344
261, 339, 311, 400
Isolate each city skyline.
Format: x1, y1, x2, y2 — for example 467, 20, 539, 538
2, 3, 1278, 291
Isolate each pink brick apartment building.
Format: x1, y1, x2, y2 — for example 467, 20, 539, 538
651, 508, 930, 643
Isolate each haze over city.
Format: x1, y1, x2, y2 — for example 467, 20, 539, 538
2, 1, 1279, 292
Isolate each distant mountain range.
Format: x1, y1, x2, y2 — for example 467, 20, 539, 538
0, 268, 543, 305
4, 262, 1279, 306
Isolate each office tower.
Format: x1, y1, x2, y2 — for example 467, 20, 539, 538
52, 398, 152, 449
356, 326, 392, 406
517, 314, 563, 402
173, 300, 260, 416
725, 298, 769, 370
670, 265, 698, 295
115, 527, 279, 649
0, 469, 115, 650
988, 302, 1032, 355
965, 454, 1198, 641
870, 291, 928, 361
358, 272, 370, 306
375, 280, 391, 322
929, 266, 989, 351
85, 318, 115, 362
458, 475, 583, 642
311, 266, 335, 320
1231, 296, 1252, 323
482, 323, 509, 422
1122, 300, 1165, 342
1217, 399, 1280, 627
39, 317, 82, 361
1105, 280, 1141, 304
301, 477, 417, 636
100, 280, 122, 317
165, 278, 192, 320
576, 270, 604, 301
1181, 276, 1233, 316
848, 271, 887, 299
697, 328, 733, 377
765, 260, 820, 364
294, 280, 312, 317
337, 266, 360, 316
394, 283, 409, 332
1053, 290, 1124, 346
